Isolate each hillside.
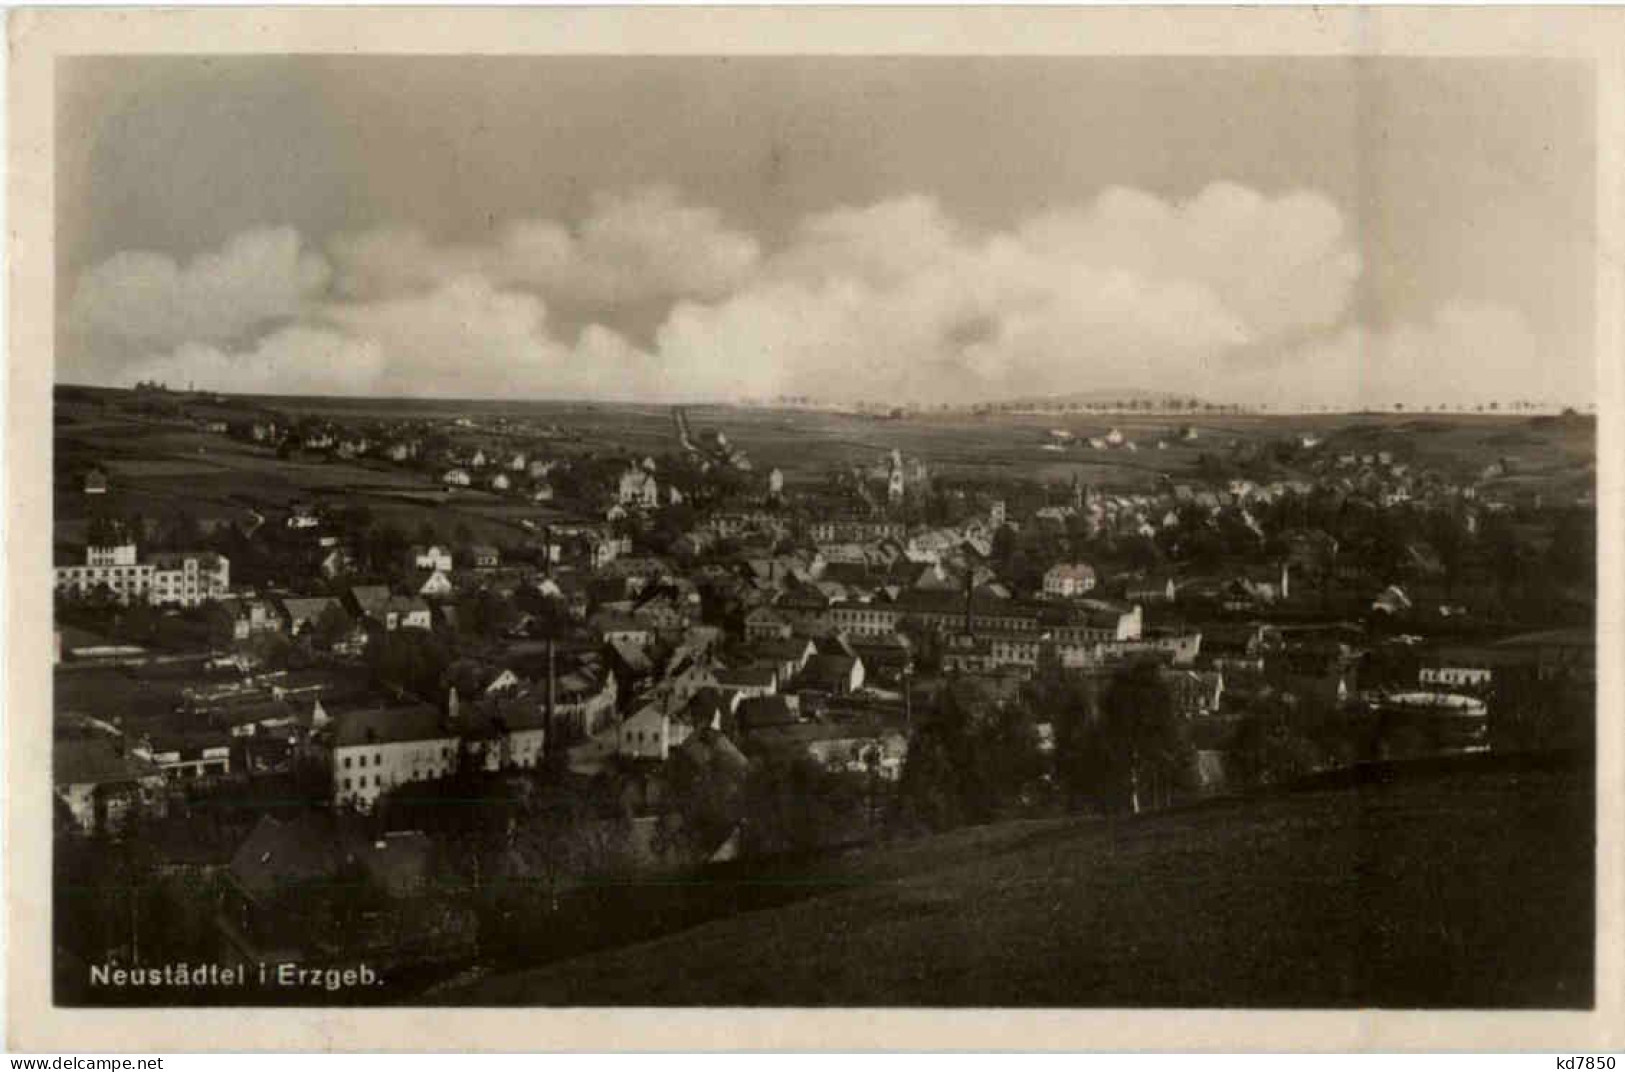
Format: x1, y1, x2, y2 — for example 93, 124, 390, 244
446, 760, 1592, 1008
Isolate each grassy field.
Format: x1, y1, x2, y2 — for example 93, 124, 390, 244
54, 392, 1596, 544
448, 760, 1593, 1008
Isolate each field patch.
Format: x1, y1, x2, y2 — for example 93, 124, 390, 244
452, 762, 1592, 1008
101, 459, 226, 479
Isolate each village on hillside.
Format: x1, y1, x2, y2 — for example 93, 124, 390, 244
52, 383, 1596, 1002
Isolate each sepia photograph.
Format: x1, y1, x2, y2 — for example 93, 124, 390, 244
7, 6, 1624, 1053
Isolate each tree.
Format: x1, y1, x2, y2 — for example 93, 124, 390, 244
311, 602, 355, 651
1228, 695, 1323, 788
1055, 661, 1193, 814
896, 679, 1044, 831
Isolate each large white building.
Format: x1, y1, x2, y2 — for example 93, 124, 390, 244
148, 551, 231, 607
1042, 562, 1098, 598
55, 542, 229, 607
330, 704, 460, 811
618, 466, 660, 508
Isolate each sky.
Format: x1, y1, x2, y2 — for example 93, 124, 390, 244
56, 56, 1597, 409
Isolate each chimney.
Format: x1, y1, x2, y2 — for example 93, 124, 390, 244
447, 686, 460, 724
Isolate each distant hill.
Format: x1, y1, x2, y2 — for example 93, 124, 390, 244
975, 387, 1220, 411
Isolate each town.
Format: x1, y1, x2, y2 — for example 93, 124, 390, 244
51, 381, 1596, 1004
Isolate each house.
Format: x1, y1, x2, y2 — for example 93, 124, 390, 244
715, 665, 779, 701
617, 697, 696, 761
344, 585, 394, 623
750, 636, 818, 684
797, 653, 865, 696
285, 502, 320, 529
1159, 669, 1226, 718
279, 596, 344, 636
383, 597, 433, 631
219, 595, 284, 640
489, 473, 512, 492
132, 730, 234, 782
217, 814, 476, 971
318, 546, 355, 580
413, 545, 455, 572
418, 570, 455, 599
734, 693, 800, 733
590, 612, 655, 648
54, 736, 166, 835
83, 468, 108, 495
1419, 659, 1494, 690
147, 551, 231, 607
457, 693, 549, 771
53, 541, 150, 605
442, 468, 471, 487
618, 466, 660, 508
468, 545, 501, 570
530, 482, 555, 503
1043, 562, 1098, 598
745, 722, 908, 781
328, 703, 458, 810
1371, 585, 1412, 615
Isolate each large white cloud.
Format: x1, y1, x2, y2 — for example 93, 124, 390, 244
650, 185, 1345, 402
318, 277, 671, 400
67, 226, 331, 350
328, 186, 760, 307
66, 183, 1573, 407
124, 326, 387, 397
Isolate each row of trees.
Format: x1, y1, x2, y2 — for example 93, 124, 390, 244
896, 661, 1357, 832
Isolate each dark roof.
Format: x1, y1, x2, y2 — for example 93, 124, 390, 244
280, 596, 342, 623
229, 814, 342, 902
331, 703, 450, 748
682, 687, 731, 729
464, 694, 551, 734
348, 585, 392, 616
736, 694, 798, 730
804, 653, 859, 682
752, 636, 814, 661
716, 666, 777, 689
674, 727, 749, 777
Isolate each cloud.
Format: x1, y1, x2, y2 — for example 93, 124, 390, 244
124, 326, 387, 396
328, 186, 760, 308
66, 227, 331, 351
65, 183, 1572, 407
1214, 302, 1574, 409
649, 185, 1345, 402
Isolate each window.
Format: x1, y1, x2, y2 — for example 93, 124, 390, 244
374, 775, 381, 787
343, 756, 352, 769
343, 778, 351, 790
374, 752, 382, 764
